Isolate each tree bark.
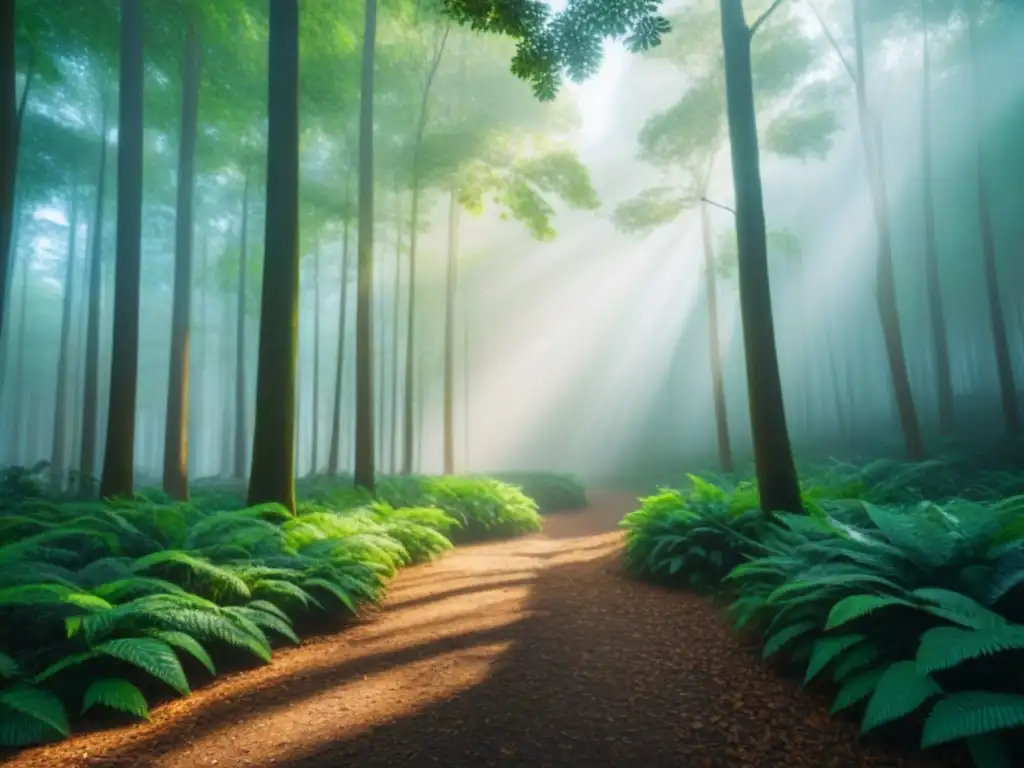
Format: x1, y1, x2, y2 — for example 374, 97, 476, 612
442, 187, 460, 475
389, 187, 403, 471
919, 1, 954, 434
51, 181, 82, 488
233, 168, 250, 478
247, 0, 301, 511
79, 91, 109, 497
191, 220, 208, 475
162, 21, 200, 501
311, 233, 321, 473
99, 0, 145, 500
718, 0, 802, 513
700, 200, 733, 473
328, 200, 351, 475
850, 0, 924, 460
966, 10, 1018, 436
354, 0, 379, 492
0, 0, 14, 362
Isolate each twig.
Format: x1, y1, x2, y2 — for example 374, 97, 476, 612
701, 197, 736, 216
750, 0, 789, 38
803, 0, 858, 85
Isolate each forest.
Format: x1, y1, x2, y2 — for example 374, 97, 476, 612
1, 0, 1023, 765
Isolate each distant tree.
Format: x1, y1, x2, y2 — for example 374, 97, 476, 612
438, 0, 808, 512
613, 0, 838, 473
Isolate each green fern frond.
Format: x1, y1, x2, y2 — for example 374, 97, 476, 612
804, 634, 865, 684
832, 644, 880, 683
302, 578, 359, 613
825, 594, 914, 630
921, 691, 1024, 747
0, 684, 70, 747
95, 637, 190, 695
860, 661, 942, 734
143, 630, 216, 675
225, 606, 299, 644
763, 620, 817, 658
81, 678, 149, 720
130, 551, 251, 603
917, 624, 1024, 675
912, 588, 1007, 630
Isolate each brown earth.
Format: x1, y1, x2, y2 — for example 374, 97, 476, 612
6, 492, 966, 768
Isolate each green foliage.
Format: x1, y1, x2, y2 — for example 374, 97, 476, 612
0, 472, 542, 747
622, 459, 1024, 765
485, 472, 588, 514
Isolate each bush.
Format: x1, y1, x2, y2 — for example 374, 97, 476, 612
0, 470, 539, 748
622, 461, 1024, 766
486, 472, 587, 514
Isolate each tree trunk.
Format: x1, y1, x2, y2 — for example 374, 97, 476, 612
390, 191, 402, 472
311, 234, 321, 473
99, 0, 145, 500
191, 220, 208, 476
51, 181, 82, 488
328, 201, 351, 475
233, 168, 250, 478
919, 2, 954, 434
401, 28, 448, 476
700, 200, 733, 474
162, 22, 200, 501
851, 0, 924, 461
353, 0, 378, 492
79, 91, 109, 497
442, 188, 459, 475
966, 10, 1018, 436
247, 0, 300, 511
718, 0, 801, 513
11, 236, 28, 461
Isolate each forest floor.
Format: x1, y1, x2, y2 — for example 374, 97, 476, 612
7, 492, 966, 768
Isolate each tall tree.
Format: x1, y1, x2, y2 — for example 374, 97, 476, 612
162, 19, 201, 500
0, 0, 14, 356
353, 0, 379, 491
248, 0, 300, 510
51, 179, 82, 488
99, 0, 144, 499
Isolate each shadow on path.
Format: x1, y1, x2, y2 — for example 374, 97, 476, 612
8, 492, 966, 768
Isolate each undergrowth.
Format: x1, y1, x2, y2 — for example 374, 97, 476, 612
0, 465, 555, 748
621, 458, 1024, 767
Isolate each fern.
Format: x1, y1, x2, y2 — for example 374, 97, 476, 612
921, 691, 1024, 747
82, 678, 149, 720
916, 624, 1024, 675
860, 661, 942, 734
0, 684, 70, 747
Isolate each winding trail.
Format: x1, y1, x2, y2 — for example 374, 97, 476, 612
9, 492, 964, 768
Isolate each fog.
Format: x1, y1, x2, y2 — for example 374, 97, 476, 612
3, 0, 1023, 492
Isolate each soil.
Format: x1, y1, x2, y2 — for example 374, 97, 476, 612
6, 492, 967, 768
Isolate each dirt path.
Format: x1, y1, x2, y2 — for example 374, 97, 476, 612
8, 492, 964, 768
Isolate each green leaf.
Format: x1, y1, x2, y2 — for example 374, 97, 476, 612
922, 692, 1024, 748
831, 666, 885, 714
97, 638, 190, 695
966, 734, 1013, 768
82, 678, 149, 720
912, 588, 1007, 630
825, 594, 913, 630
917, 624, 1024, 676
0, 653, 18, 679
832, 643, 880, 683
860, 661, 942, 734
763, 620, 817, 658
144, 630, 216, 675
804, 634, 865, 684
0, 684, 70, 746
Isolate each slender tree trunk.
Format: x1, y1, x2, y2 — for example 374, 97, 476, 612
375, 244, 385, 468
311, 234, 321, 473
966, 11, 1018, 436
100, 0, 145, 499
233, 169, 250, 478
328, 200, 351, 475
79, 92, 109, 497
221, 291, 233, 475
919, 3, 954, 434
401, 27, 449, 476
719, 0, 801, 513
442, 188, 459, 475
51, 181, 82, 488
390, 190, 402, 471
353, 0, 379, 492
700, 200, 733, 473
247, 0, 300, 511
0, 21, 32, 373
11, 238, 28, 461
162, 22, 200, 501
191, 220, 208, 476
851, 0, 924, 460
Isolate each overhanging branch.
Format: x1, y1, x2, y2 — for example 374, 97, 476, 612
803, 0, 857, 85
750, 0, 789, 38
702, 197, 736, 216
